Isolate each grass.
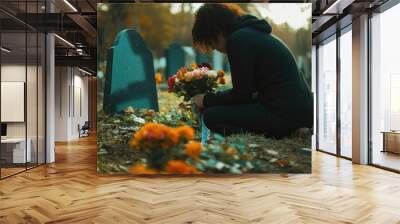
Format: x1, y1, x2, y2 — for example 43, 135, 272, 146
97, 83, 312, 174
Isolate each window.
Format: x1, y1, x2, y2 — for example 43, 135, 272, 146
0, 1, 47, 179
370, 2, 400, 171
339, 27, 352, 158
317, 35, 337, 154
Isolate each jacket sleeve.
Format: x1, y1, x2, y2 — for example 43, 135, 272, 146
203, 30, 257, 108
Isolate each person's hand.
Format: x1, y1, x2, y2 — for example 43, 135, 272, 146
192, 94, 205, 109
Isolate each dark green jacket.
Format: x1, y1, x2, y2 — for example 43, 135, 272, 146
203, 15, 313, 127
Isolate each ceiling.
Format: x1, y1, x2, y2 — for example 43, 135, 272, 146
0, 0, 97, 73
0, 0, 394, 73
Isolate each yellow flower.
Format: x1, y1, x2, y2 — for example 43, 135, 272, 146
218, 77, 226, 84
129, 164, 158, 174
154, 72, 162, 84
166, 160, 199, 174
226, 147, 237, 156
190, 63, 198, 69
185, 141, 202, 158
217, 70, 225, 78
175, 125, 195, 140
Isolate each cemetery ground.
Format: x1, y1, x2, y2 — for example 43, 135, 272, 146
97, 84, 312, 175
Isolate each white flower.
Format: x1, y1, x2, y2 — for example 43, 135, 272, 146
207, 70, 217, 78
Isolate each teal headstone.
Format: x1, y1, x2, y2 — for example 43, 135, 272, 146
212, 51, 224, 70
165, 43, 185, 79
182, 46, 196, 67
103, 29, 159, 113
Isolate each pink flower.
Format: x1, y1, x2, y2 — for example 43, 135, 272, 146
199, 67, 209, 74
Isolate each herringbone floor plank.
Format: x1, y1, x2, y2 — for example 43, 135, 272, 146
0, 135, 400, 224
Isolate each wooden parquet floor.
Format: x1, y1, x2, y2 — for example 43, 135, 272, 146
1, 135, 400, 224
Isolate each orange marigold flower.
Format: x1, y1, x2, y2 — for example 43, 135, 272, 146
217, 70, 225, 77
166, 160, 199, 174
129, 164, 158, 174
131, 123, 179, 149
178, 67, 188, 74
154, 72, 163, 84
185, 141, 202, 158
218, 77, 226, 84
129, 139, 139, 150
162, 127, 179, 148
175, 125, 195, 140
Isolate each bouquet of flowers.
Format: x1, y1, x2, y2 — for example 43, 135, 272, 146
167, 63, 226, 101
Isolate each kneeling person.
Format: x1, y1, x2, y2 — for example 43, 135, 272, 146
191, 3, 313, 138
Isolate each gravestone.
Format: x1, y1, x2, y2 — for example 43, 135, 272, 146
182, 46, 196, 67
165, 43, 185, 79
212, 51, 224, 70
154, 57, 166, 73
103, 28, 159, 113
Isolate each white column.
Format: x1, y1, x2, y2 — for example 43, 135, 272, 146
352, 14, 369, 164
45, 0, 56, 163
46, 33, 55, 163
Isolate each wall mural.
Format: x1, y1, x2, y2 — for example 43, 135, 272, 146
97, 3, 313, 175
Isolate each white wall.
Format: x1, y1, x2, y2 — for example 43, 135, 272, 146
54, 67, 89, 141
55, 67, 69, 141
1, 63, 46, 164
1, 65, 42, 138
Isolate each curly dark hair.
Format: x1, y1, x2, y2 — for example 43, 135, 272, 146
192, 3, 245, 53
